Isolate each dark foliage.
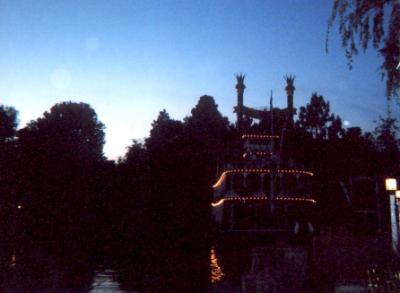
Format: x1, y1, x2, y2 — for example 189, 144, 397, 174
16, 102, 105, 246
0, 105, 18, 143
0, 87, 398, 291
0, 105, 19, 241
296, 92, 343, 140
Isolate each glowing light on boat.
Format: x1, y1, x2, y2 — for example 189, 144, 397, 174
212, 168, 313, 188
211, 196, 317, 207
212, 172, 227, 188
242, 134, 279, 139
211, 198, 225, 207
278, 169, 313, 176
243, 151, 272, 158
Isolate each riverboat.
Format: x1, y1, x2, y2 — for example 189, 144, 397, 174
211, 74, 316, 241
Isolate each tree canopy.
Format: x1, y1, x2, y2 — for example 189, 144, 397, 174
0, 105, 18, 143
185, 95, 230, 161
19, 102, 105, 162
15, 102, 106, 243
374, 115, 399, 173
296, 92, 342, 139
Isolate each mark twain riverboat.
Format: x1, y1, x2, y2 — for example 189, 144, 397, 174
211, 74, 317, 244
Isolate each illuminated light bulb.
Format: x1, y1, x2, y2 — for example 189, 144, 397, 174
385, 178, 397, 191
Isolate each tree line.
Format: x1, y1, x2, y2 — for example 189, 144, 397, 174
0, 91, 398, 290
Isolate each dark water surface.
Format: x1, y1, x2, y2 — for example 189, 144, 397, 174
0, 228, 398, 292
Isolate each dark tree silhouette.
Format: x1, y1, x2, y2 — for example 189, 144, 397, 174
373, 115, 399, 174
185, 95, 231, 168
374, 115, 399, 151
123, 139, 148, 165
22, 102, 105, 161
17, 102, 105, 246
0, 105, 18, 144
1, 84, 398, 291
296, 93, 341, 140
328, 114, 345, 140
115, 139, 151, 253
184, 95, 231, 228
144, 109, 187, 234
114, 99, 231, 291
0, 105, 19, 241
327, 0, 400, 97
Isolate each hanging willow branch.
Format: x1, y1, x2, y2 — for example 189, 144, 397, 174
327, 0, 400, 98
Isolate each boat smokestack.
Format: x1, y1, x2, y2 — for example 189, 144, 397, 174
235, 73, 246, 129
284, 75, 295, 126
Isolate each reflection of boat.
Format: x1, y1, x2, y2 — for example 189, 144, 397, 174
211, 75, 316, 241
242, 246, 309, 292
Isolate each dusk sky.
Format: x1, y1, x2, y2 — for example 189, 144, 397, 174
0, 0, 396, 160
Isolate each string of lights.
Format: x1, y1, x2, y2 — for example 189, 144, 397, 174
277, 169, 314, 176
211, 196, 317, 207
243, 151, 272, 158
242, 134, 279, 139
212, 169, 313, 188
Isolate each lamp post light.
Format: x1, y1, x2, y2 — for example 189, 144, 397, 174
386, 178, 397, 191
386, 178, 399, 255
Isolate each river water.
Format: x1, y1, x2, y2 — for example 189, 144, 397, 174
0, 228, 398, 292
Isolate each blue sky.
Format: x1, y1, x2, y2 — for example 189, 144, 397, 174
0, 0, 395, 159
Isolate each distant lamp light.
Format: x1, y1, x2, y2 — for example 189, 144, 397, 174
396, 191, 400, 199
386, 178, 397, 191
17, 205, 21, 209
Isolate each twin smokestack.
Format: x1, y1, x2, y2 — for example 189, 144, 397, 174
234, 74, 295, 128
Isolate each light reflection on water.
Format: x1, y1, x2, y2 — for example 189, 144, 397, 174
90, 269, 137, 293
10, 253, 16, 268
208, 231, 399, 292
210, 246, 224, 283
0, 229, 397, 292
366, 266, 400, 291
